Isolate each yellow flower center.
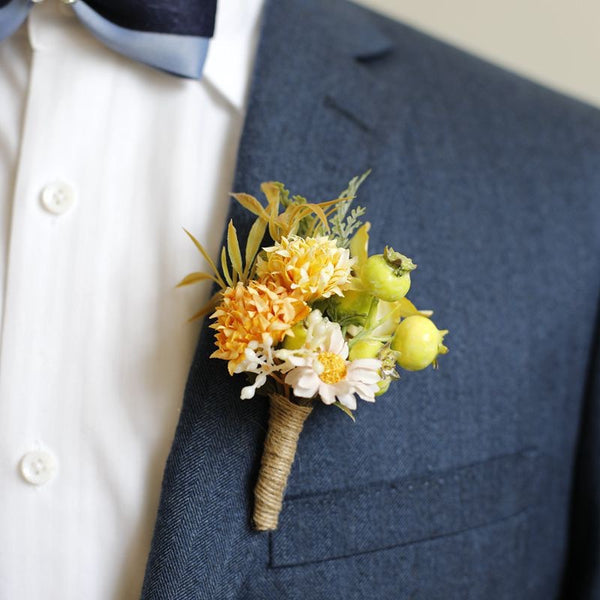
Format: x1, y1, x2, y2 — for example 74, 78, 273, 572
317, 352, 347, 384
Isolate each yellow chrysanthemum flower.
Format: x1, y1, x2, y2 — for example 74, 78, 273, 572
210, 280, 310, 374
256, 235, 355, 301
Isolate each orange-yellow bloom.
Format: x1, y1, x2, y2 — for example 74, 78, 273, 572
256, 235, 355, 301
210, 280, 310, 374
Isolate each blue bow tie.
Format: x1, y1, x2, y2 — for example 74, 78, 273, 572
0, 0, 217, 78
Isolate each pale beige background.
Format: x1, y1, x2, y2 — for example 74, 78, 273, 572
355, 0, 600, 108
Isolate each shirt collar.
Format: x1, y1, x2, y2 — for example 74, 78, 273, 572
202, 0, 265, 112
5, 0, 264, 106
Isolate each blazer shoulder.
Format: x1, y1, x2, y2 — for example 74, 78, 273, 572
347, 1, 600, 139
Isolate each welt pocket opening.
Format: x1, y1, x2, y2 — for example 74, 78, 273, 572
268, 448, 546, 569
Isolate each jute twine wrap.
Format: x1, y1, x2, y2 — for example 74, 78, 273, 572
253, 393, 313, 531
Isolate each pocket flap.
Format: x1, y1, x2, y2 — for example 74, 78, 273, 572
270, 449, 545, 567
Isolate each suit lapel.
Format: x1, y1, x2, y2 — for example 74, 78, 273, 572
141, 1, 394, 597
230, 0, 394, 219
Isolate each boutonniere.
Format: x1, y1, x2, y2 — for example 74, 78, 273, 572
179, 172, 448, 531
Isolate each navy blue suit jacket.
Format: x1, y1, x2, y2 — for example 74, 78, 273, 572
141, 0, 600, 597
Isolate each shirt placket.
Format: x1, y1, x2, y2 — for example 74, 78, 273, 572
0, 4, 91, 596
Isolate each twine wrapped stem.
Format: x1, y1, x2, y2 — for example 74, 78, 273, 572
253, 393, 313, 531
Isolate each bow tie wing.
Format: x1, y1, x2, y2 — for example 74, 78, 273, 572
0, 0, 217, 79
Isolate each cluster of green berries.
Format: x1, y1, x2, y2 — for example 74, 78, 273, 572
347, 315, 448, 370
347, 246, 448, 384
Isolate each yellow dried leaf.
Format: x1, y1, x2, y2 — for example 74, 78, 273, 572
396, 297, 420, 317
227, 220, 243, 277
187, 291, 221, 322
261, 182, 282, 240
292, 204, 329, 236
221, 246, 234, 287
393, 297, 432, 319
319, 196, 353, 208
244, 216, 267, 278
392, 296, 433, 319
261, 182, 282, 212
231, 193, 267, 219
183, 228, 224, 287
176, 272, 218, 287
188, 304, 216, 322
349, 222, 370, 268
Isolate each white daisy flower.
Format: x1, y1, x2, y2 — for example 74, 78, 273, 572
277, 310, 382, 410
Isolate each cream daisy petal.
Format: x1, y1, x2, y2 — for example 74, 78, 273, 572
350, 358, 382, 370
284, 367, 307, 386
338, 394, 357, 411
296, 371, 321, 389
347, 368, 381, 384
295, 381, 321, 399
353, 383, 378, 402
329, 329, 347, 357
285, 369, 320, 398
283, 310, 383, 411
319, 385, 337, 405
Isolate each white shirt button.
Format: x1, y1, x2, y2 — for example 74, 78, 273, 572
20, 450, 58, 486
40, 181, 76, 215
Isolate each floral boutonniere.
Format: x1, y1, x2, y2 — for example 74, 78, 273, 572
179, 171, 448, 531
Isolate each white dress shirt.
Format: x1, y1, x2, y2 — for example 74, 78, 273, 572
0, 1, 263, 598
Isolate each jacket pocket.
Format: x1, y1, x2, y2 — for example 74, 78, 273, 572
269, 448, 545, 568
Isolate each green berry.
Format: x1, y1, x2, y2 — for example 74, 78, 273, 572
336, 290, 374, 317
349, 339, 383, 360
391, 315, 448, 371
282, 322, 307, 350
361, 247, 416, 302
